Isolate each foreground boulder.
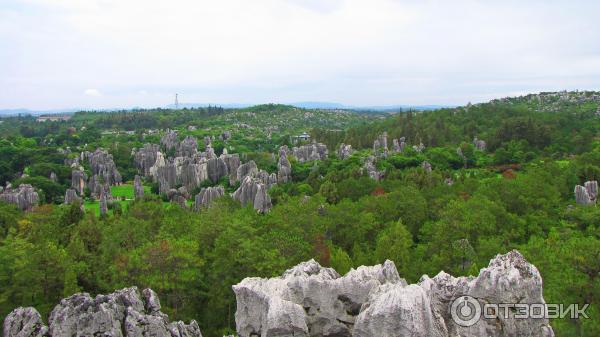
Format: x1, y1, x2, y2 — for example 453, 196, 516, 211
233, 250, 553, 337
3, 287, 202, 337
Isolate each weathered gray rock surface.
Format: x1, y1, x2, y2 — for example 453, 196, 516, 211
64, 188, 82, 205
233, 250, 554, 337
0, 184, 39, 211
362, 156, 384, 181
392, 137, 406, 153
161, 130, 179, 151
71, 170, 87, 196
575, 180, 598, 205
277, 152, 292, 183
292, 142, 328, 162
337, 143, 353, 160
473, 137, 487, 151
194, 186, 225, 210
3, 287, 202, 337
237, 161, 259, 183
134, 144, 161, 176
422, 160, 432, 173
232, 176, 272, 213
373, 132, 388, 157
134, 175, 144, 200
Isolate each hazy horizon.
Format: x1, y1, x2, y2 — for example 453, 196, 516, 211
2, 0, 600, 110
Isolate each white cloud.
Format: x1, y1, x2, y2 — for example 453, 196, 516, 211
1, 0, 600, 109
84, 89, 102, 97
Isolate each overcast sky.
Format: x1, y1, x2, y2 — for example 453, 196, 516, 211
1, 0, 600, 110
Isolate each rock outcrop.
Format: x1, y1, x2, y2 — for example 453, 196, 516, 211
575, 180, 598, 205
392, 137, 406, 153
413, 142, 425, 153
373, 132, 388, 157
277, 152, 292, 183
161, 130, 179, 151
292, 142, 328, 162
337, 143, 353, 160
99, 189, 108, 216
233, 250, 554, 337
134, 175, 144, 200
134, 144, 161, 176
177, 136, 198, 157
221, 153, 241, 184
422, 160, 432, 173
232, 176, 272, 213
64, 188, 82, 205
3, 287, 203, 337
194, 186, 225, 210
0, 184, 39, 211
71, 170, 87, 196
362, 156, 384, 181
87, 149, 122, 187
237, 161, 259, 183
473, 137, 486, 151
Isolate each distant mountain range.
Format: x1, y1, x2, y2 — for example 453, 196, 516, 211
165, 102, 453, 111
0, 102, 453, 116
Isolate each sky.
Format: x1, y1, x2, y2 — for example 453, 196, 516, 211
1, 0, 600, 110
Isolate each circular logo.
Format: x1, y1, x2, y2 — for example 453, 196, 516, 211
451, 295, 481, 327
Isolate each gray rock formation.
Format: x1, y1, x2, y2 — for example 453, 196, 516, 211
71, 170, 87, 196
180, 159, 208, 192
256, 170, 277, 189
575, 180, 598, 205
221, 131, 232, 141
0, 184, 39, 211
88, 149, 122, 186
392, 137, 406, 153
413, 142, 425, 153
232, 176, 272, 213
149, 152, 167, 181
194, 186, 225, 211
3, 307, 47, 337
585, 180, 598, 202
134, 144, 161, 176
49, 171, 58, 183
292, 142, 328, 162
473, 137, 486, 151
237, 161, 259, 183
64, 189, 82, 205
233, 250, 553, 337
337, 143, 353, 160
177, 136, 198, 157
161, 130, 179, 151
3, 287, 202, 337
99, 189, 108, 216
373, 132, 388, 157
277, 152, 292, 183
221, 153, 241, 184
363, 156, 384, 181
157, 163, 178, 195
134, 175, 144, 200
422, 160, 432, 173
207, 157, 229, 183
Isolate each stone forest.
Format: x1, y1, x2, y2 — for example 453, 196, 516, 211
0, 91, 600, 336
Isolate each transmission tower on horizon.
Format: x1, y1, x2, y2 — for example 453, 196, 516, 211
174, 93, 179, 109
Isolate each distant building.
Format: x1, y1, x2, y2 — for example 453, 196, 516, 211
291, 132, 311, 144
297, 132, 310, 141
36, 115, 72, 122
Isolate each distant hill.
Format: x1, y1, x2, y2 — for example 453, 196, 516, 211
0, 108, 80, 116
289, 102, 453, 111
